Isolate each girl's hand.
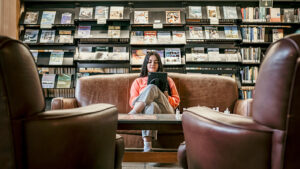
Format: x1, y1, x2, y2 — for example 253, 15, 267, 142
164, 91, 169, 98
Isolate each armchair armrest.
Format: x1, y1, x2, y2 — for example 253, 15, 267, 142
182, 106, 273, 169
233, 99, 253, 116
177, 141, 188, 169
24, 103, 118, 169
51, 97, 78, 110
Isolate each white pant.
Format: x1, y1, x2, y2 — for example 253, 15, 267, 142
132, 84, 174, 138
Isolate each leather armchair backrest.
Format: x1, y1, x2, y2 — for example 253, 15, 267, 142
76, 73, 238, 113
0, 36, 45, 119
252, 34, 300, 130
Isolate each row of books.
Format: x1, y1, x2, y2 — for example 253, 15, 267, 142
131, 48, 182, 65
241, 7, 300, 23
24, 29, 73, 44
240, 66, 258, 83
43, 88, 75, 98
41, 74, 73, 88
38, 67, 76, 74
187, 26, 239, 40
240, 86, 255, 99
78, 68, 129, 74
131, 31, 185, 44
76, 26, 127, 39
186, 48, 240, 62
241, 27, 285, 43
240, 47, 262, 63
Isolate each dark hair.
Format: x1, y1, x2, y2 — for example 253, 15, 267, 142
140, 51, 164, 77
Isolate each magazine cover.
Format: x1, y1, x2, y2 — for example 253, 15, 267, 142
109, 6, 124, 19
95, 6, 109, 23
224, 26, 239, 39
205, 26, 219, 39
23, 29, 39, 43
49, 51, 64, 65
134, 11, 149, 24
40, 30, 55, 43
206, 6, 219, 19
283, 9, 294, 23
61, 12, 72, 24
108, 26, 121, 38
42, 74, 56, 88
56, 74, 72, 88
131, 49, 147, 65
166, 11, 181, 24
144, 31, 157, 44
272, 29, 284, 42
24, 11, 39, 24
188, 6, 202, 19
40, 11, 56, 28
164, 48, 181, 64
157, 31, 171, 43
79, 7, 93, 20
77, 26, 91, 38
172, 31, 186, 43
58, 35, 73, 43
131, 31, 144, 44
223, 6, 238, 19
189, 26, 204, 39
31, 51, 38, 62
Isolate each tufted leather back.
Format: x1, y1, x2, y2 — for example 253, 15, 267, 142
252, 34, 300, 169
76, 73, 238, 113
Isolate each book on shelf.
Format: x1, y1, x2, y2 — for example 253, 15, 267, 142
134, 11, 149, 24
77, 26, 91, 38
206, 6, 220, 19
131, 49, 147, 65
108, 26, 121, 38
61, 12, 72, 24
224, 26, 239, 39
225, 48, 240, 62
111, 47, 128, 60
270, 8, 281, 22
187, 47, 207, 62
58, 30, 73, 43
164, 48, 181, 64
144, 31, 157, 44
109, 6, 124, 19
40, 30, 55, 43
95, 6, 109, 24
131, 31, 144, 44
49, 51, 64, 65
188, 6, 202, 19
157, 31, 171, 43
113, 47, 127, 53
40, 11, 56, 28
24, 11, 39, 24
56, 74, 72, 88
172, 31, 186, 43
79, 7, 94, 20
23, 29, 39, 43
166, 11, 181, 24
94, 46, 109, 60
207, 48, 222, 61
205, 26, 219, 39
42, 74, 56, 88
189, 26, 204, 39
283, 8, 294, 23
31, 51, 38, 62
272, 29, 284, 42
223, 6, 238, 19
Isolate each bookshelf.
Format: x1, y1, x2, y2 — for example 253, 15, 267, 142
19, 0, 300, 101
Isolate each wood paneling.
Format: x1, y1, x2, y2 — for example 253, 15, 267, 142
0, 0, 19, 39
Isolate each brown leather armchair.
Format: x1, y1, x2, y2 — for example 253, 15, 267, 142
0, 36, 124, 169
178, 33, 300, 169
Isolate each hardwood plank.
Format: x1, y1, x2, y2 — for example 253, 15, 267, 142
123, 152, 178, 163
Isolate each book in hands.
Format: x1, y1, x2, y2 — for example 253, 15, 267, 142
147, 72, 168, 93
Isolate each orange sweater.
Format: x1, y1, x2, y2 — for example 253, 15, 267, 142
129, 76, 180, 109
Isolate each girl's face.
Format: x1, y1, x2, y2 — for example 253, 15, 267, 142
147, 55, 159, 73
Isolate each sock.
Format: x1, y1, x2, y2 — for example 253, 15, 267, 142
128, 109, 137, 114
144, 141, 152, 152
